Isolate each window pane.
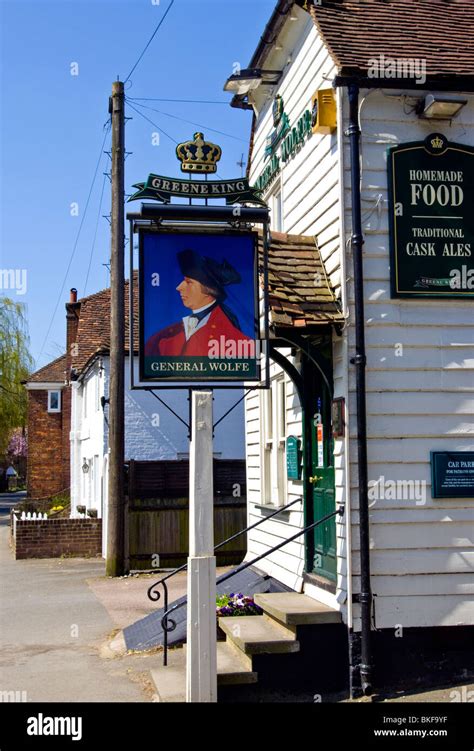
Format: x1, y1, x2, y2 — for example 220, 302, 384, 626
49, 391, 60, 411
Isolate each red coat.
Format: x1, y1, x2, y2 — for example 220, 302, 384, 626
145, 305, 253, 357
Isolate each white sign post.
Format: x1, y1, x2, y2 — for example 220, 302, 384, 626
186, 390, 217, 703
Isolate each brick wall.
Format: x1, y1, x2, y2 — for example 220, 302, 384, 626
27, 391, 64, 499
14, 518, 102, 559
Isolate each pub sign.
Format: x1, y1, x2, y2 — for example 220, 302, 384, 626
388, 133, 474, 298
139, 229, 260, 382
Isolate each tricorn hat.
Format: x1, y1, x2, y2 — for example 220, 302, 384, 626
177, 249, 241, 298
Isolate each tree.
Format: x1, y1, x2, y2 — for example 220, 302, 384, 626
0, 298, 33, 457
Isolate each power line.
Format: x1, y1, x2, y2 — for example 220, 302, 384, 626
83, 172, 108, 298
126, 99, 178, 144
124, 0, 175, 84
37, 123, 111, 366
126, 102, 226, 178
128, 97, 229, 105
128, 99, 247, 142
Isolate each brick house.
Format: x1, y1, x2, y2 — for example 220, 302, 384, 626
24, 353, 68, 499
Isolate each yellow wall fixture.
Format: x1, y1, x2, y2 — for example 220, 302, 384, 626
311, 88, 337, 134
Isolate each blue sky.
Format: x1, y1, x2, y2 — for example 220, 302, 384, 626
0, 0, 275, 368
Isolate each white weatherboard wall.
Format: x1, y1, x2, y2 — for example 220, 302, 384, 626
245, 8, 349, 614
343, 90, 474, 630
70, 361, 105, 519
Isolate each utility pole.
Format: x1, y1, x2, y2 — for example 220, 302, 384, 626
106, 80, 126, 577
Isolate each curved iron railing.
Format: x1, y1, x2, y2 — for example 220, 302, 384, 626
156, 503, 345, 666
147, 496, 302, 665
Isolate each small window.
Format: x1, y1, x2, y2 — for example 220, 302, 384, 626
48, 390, 61, 413
268, 187, 283, 232
262, 375, 287, 506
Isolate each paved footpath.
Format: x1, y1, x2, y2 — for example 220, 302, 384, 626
0, 495, 153, 703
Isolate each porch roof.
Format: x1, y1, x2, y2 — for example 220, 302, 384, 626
258, 231, 344, 329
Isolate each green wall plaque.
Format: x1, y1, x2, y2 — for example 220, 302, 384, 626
286, 436, 302, 480
431, 451, 474, 498
388, 133, 474, 298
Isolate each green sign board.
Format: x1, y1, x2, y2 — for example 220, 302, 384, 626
254, 96, 313, 194
387, 133, 474, 298
431, 451, 474, 498
286, 435, 302, 480
129, 174, 265, 206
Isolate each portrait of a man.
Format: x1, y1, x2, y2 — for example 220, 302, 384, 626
140, 230, 259, 380
145, 248, 253, 357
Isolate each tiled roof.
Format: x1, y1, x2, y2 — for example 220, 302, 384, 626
258, 231, 344, 328
72, 273, 138, 374
310, 0, 474, 79
28, 354, 67, 383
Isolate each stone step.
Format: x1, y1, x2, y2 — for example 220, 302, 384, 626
218, 614, 299, 655
150, 643, 258, 702
254, 592, 342, 627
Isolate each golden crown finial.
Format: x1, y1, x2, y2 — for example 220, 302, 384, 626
430, 135, 444, 150
176, 132, 222, 174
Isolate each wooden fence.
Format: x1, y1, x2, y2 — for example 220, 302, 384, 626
126, 459, 247, 570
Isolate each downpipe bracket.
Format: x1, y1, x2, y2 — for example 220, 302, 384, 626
350, 354, 366, 366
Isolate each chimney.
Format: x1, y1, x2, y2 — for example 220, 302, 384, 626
62, 287, 81, 494
66, 288, 81, 370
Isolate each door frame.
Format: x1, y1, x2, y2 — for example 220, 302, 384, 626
270, 331, 336, 583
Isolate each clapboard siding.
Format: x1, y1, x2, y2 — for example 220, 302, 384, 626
351, 522, 472, 550
353, 573, 474, 596
249, 17, 340, 290
245, 11, 474, 630
351, 548, 474, 576
244, 12, 345, 606
353, 596, 473, 630
341, 88, 474, 628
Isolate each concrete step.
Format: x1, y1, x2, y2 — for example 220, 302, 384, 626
254, 592, 342, 627
150, 643, 258, 702
219, 614, 299, 655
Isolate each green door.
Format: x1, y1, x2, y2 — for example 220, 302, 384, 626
306, 374, 337, 582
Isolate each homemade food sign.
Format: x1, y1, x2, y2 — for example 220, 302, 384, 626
388, 133, 474, 298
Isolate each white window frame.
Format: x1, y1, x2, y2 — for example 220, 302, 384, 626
95, 373, 101, 412
83, 380, 88, 419
47, 389, 61, 413
261, 374, 287, 506
267, 181, 283, 233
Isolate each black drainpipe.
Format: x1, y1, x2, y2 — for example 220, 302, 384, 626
347, 83, 373, 696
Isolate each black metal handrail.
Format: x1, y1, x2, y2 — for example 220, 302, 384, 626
158, 503, 345, 666
146, 496, 302, 665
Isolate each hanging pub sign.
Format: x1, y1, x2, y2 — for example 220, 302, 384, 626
139, 228, 260, 382
129, 132, 265, 206
387, 133, 474, 298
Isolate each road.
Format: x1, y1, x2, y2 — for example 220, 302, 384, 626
0, 493, 152, 702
